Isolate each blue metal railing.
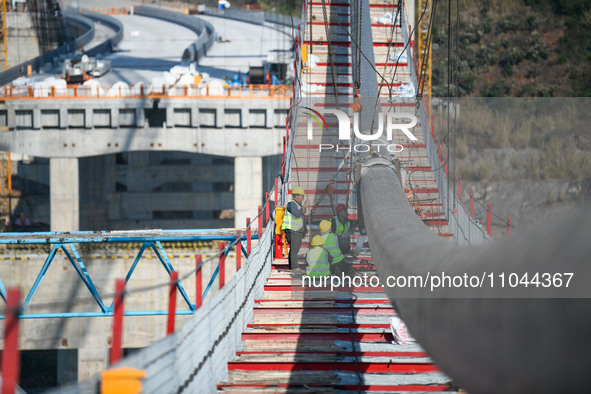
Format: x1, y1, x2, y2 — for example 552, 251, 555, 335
0, 229, 257, 319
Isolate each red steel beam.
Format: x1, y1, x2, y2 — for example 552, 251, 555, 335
241, 332, 394, 341
218, 384, 446, 392
110, 279, 125, 365
236, 351, 428, 357
236, 231, 242, 271
167, 271, 178, 335
253, 307, 396, 314
246, 218, 252, 255
2, 288, 21, 394
247, 323, 391, 329
258, 206, 263, 236
227, 361, 439, 373
219, 242, 226, 289
195, 255, 202, 310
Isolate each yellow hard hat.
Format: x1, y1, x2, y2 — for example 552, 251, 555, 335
311, 235, 324, 246
292, 186, 305, 196
319, 220, 331, 233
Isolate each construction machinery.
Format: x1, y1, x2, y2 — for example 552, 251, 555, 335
247, 50, 292, 85
64, 54, 111, 83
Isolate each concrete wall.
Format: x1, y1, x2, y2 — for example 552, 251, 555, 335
0, 98, 289, 158
6, 12, 41, 68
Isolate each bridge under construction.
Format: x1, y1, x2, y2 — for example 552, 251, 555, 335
1, 1, 590, 393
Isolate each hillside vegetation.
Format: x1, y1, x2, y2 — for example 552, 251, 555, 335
445, 98, 591, 181
430, 0, 591, 183
432, 0, 591, 97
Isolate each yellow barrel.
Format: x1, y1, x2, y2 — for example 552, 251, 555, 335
101, 367, 146, 394
275, 206, 286, 235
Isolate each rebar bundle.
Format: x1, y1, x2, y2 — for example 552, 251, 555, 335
27, 0, 70, 54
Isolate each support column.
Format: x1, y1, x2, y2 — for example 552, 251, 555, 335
136, 107, 145, 128
191, 106, 199, 127
32, 108, 41, 129
77, 348, 108, 382
59, 108, 68, 128
240, 108, 249, 128
7, 108, 15, 128
265, 108, 274, 128
165, 106, 174, 128
50, 158, 79, 231
216, 107, 224, 128
84, 108, 93, 129
110, 108, 119, 128
234, 157, 262, 228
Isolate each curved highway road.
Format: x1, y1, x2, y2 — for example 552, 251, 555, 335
99, 14, 198, 85
28, 3, 294, 86
193, 15, 293, 79
93, 13, 292, 84
82, 16, 118, 50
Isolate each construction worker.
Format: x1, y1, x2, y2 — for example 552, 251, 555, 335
320, 219, 354, 276
281, 187, 307, 271
331, 204, 352, 254
319, 219, 344, 266
306, 235, 331, 277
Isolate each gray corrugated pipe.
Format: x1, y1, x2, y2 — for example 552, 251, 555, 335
358, 161, 591, 393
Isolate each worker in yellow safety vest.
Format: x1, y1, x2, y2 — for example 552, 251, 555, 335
331, 204, 352, 254
319, 219, 344, 264
281, 187, 307, 271
320, 219, 353, 276
306, 235, 331, 277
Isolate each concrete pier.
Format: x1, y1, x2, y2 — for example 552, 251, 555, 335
234, 156, 262, 228
50, 158, 79, 231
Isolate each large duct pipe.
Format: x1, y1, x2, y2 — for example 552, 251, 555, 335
350, 0, 591, 390
359, 163, 591, 393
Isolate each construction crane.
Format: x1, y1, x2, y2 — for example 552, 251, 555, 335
28, 0, 70, 54
0, 1, 9, 230
417, 0, 432, 99
0, 0, 6, 70
0, 148, 11, 232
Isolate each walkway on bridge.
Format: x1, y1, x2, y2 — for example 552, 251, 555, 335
217, 258, 452, 391
217, 0, 454, 391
